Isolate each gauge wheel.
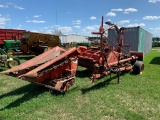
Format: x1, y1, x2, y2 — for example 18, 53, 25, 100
7, 58, 20, 68
133, 61, 144, 74
7, 50, 14, 56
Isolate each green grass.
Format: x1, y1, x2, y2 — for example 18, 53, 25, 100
0, 50, 160, 120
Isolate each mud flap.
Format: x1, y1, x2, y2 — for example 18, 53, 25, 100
130, 51, 144, 61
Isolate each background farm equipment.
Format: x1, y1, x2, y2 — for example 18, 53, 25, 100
77, 16, 144, 83
3, 40, 22, 56
76, 42, 90, 48
0, 28, 26, 48
0, 48, 20, 68
20, 32, 61, 55
1, 46, 78, 92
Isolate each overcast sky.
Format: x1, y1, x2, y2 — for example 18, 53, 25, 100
0, 0, 160, 37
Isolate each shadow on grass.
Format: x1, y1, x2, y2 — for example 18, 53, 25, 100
81, 74, 122, 94
0, 83, 48, 111
76, 68, 93, 78
76, 66, 130, 94
150, 57, 160, 65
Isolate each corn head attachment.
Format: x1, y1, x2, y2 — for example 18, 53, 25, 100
77, 16, 144, 83
1, 46, 78, 92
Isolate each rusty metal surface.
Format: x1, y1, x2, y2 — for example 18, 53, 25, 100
17, 47, 78, 92
20, 47, 77, 79
1, 46, 78, 92
0, 46, 66, 74
108, 56, 137, 67
78, 16, 144, 84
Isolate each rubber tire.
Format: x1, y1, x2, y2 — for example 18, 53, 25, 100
7, 58, 21, 68
133, 61, 144, 75
7, 50, 14, 57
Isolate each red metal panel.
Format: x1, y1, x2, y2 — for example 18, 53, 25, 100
20, 47, 77, 80
0, 28, 26, 45
20, 47, 77, 78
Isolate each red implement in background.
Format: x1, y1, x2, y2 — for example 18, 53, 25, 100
0, 28, 26, 47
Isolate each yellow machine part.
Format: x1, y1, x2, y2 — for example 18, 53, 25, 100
21, 32, 60, 54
